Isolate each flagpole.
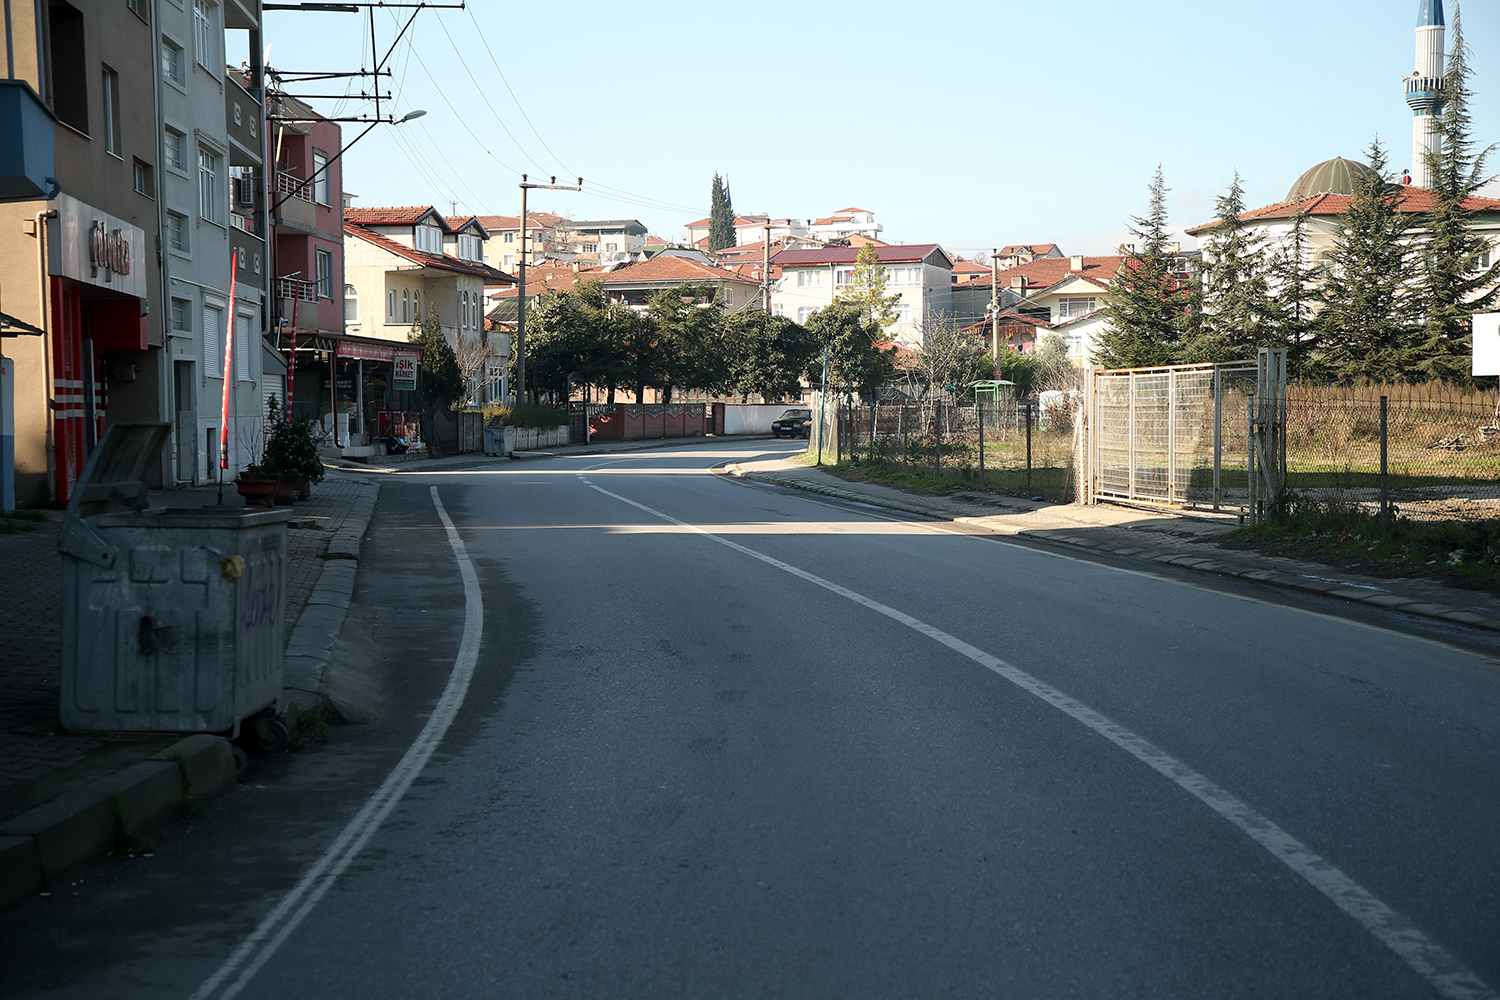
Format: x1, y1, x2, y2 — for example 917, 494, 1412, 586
217, 250, 239, 505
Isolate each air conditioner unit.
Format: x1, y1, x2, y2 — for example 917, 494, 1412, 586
234, 177, 255, 206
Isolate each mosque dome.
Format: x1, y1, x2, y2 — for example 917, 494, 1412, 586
1286, 157, 1379, 200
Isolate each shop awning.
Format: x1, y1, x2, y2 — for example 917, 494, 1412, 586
0, 310, 45, 336
271, 328, 424, 361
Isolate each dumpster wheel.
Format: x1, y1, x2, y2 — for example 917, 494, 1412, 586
252, 715, 291, 754
230, 743, 250, 780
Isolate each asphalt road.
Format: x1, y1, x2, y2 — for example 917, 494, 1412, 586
3, 440, 1498, 1000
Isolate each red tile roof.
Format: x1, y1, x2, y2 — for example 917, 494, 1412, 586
998, 243, 1059, 256
344, 205, 448, 229
1186, 186, 1500, 235
591, 255, 752, 286
344, 223, 514, 283
772, 244, 948, 267
473, 212, 563, 232
982, 255, 1124, 291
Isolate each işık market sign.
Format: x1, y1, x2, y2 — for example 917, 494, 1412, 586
393, 352, 418, 391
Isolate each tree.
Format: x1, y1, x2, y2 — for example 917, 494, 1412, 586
723, 310, 817, 402
1312, 137, 1421, 380
1265, 208, 1320, 375
1095, 165, 1193, 368
836, 242, 902, 333
454, 336, 504, 407
805, 300, 894, 401
898, 317, 992, 399
645, 282, 729, 402
708, 174, 735, 252
1032, 332, 1081, 396
1413, 6, 1500, 380
409, 306, 463, 407
521, 285, 615, 402
1184, 171, 1275, 363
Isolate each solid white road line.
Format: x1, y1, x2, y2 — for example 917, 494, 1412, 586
585, 478, 1497, 1000
189, 486, 483, 1000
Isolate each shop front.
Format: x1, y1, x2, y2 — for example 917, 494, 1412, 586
273, 328, 423, 455
47, 194, 152, 503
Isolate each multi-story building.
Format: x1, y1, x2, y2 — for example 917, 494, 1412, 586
770, 244, 952, 349
807, 207, 882, 244
0, 0, 166, 504
474, 211, 561, 271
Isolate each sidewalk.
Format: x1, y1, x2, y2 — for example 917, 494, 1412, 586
729, 457, 1500, 632
0, 468, 377, 907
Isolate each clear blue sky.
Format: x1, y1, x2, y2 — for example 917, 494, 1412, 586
248, 0, 1500, 257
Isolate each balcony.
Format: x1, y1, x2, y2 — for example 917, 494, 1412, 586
0, 81, 57, 202
273, 171, 318, 232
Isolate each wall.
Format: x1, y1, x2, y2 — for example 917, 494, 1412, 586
722, 404, 795, 435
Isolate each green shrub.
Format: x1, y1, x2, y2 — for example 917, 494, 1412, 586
487, 403, 569, 428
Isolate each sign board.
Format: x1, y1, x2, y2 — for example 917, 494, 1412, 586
393, 353, 417, 391
1474, 313, 1500, 377
48, 194, 149, 299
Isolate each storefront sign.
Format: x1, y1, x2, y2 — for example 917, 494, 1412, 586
336, 340, 397, 361
48, 194, 148, 299
393, 353, 417, 391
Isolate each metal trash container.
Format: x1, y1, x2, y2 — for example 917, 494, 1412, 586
58, 423, 291, 738
482, 416, 505, 456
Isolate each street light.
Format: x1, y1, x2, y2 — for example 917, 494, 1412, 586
269, 109, 426, 213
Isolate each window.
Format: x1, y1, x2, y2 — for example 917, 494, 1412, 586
605, 242, 618, 253
127, 0, 148, 21
161, 37, 184, 85
387, 289, 395, 322
1055, 297, 1097, 320
402, 289, 409, 324
311, 150, 330, 205
203, 303, 224, 377
344, 284, 359, 323
193, 0, 218, 71
164, 126, 185, 170
170, 297, 191, 335
198, 145, 224, 225
458, 234, 480, 261
133, 159, 153, 197
887, 267, 919, 286
796, 270, 822, 288
165, 211, 188, 253
834, 268, 854, 286
797, 306, 814, 323
415, 225, 441, 254
895, 304, 912, 324
502, 232, 514, 244
315, 249, 333, 298
46, 2, 88, 134
502, 254, 513, 269
102, 67, 120, 155
460, 291, 468, 328
234, 311, 251, 382
413, 290, 420, 319
1479, 246, 1495, 271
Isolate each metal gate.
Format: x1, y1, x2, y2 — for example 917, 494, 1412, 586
1082, 350, 1285, 521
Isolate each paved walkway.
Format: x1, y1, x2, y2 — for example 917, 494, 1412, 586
729, 456, 1500, 632
0, 469, 377, 824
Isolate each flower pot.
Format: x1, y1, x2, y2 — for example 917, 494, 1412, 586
295, 478, 311, 501
235, 477, 277, 508
273, 478, 297, 505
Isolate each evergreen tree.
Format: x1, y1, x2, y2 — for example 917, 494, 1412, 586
1265, 208, 1319, 375
1095, 165, 1192, 368
1413, 6, 1500, 379
708, 174, 735, 252
646, 282, 729, 401
805, 300, 895, 401
835, 242, 902, 332
724, 310, 817, 402
1312, 138, 1420, 380
409, 306, 463, 406
1183, 171, 1275, 363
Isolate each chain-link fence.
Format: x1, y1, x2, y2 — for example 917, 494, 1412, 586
1285, 384, 1500, 523
818, 399, 1077, 502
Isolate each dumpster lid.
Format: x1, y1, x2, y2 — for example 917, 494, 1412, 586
64, 422, 170, 519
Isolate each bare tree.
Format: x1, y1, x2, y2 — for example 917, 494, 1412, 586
454, 335, 504, 408
894, 316, 992, 400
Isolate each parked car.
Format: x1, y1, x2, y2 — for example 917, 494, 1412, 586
771, 408, 813, 439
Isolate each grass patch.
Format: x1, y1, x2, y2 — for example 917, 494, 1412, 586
806, 456, 1070, 502
8, 508, 52, 522
1226, 492, 1500, 591
293, 700, 341, 749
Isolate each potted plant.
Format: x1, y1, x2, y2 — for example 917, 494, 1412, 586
235, 463, 277, 507
261, 394, 326, 502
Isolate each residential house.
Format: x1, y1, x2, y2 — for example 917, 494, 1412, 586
807, 207, 882, 244
474, 211, 562, 271
551, 218, 647, 265
770, 244, 952, 349
343, 206, 514, 414
994, 244, 1064, 268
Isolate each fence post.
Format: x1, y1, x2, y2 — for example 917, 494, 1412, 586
901, 403, 908, 469
1247, 394, 1258, 524
1379, 395, 1390, 536
1213, 366, 1223, 511
978, 400, 986, 488
869, 402, 877, 465
1025, 396, 1033, 494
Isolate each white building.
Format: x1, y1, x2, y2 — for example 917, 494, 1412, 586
770, 244, 952, 348
807, 207, 883, 244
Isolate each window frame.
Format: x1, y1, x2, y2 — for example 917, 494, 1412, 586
197, 141, 225, 226
165, 210, 189, 255
315, 248, 333, 299
101, 65, 121, 157
161, 35, 185, 87
192, 0, 219, 74
311, 149, 330, 206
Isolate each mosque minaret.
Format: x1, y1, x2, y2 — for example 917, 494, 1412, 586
1404, 0, 1448, 188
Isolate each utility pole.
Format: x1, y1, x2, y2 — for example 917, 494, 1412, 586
989, 248, 1000, 363
516, 174, 582, 402
763, 221, 772, 312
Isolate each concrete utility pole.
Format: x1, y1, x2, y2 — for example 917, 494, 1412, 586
989, 248, 1000, 362
763, 221, 773, 312
516, 174, 582, 402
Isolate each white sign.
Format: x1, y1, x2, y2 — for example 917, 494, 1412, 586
1474, 313, 1500, 377
393, 353, 417, 391
48, 194, 149, 299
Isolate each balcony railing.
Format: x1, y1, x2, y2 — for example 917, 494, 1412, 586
274, 171, 313, 203
276, 277, 318, 302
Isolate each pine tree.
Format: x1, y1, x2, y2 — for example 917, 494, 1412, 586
1265, 208, 1319, 375
409, 306, 463, 406
1183, 171, 1274, 363
835, 242, 902, 333
1095, 165, 1192, 368
806, 300, 895, 401
1412, 6, 1500, 380
708, 174, 735, 252
1312, 138, 1420, 380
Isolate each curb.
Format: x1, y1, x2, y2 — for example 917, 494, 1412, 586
0, 734, 237, 908
731, 467, 1500, 635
